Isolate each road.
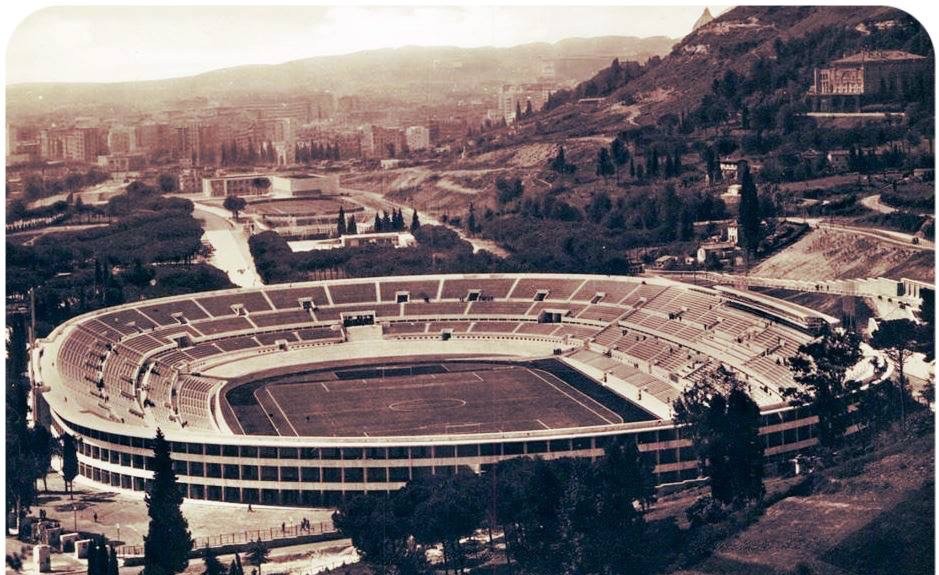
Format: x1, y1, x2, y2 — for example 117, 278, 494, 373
339, 185, 510, 257
861, 194, 898, 214
784, 217, 934, 251
192, 202, 265, 288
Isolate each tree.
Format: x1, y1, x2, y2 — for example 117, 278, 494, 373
143, 429, 193, 575
251, 177, 271, 196
336, 206, 347, 236
596, 147, 615, 179
785, 326, 862, 448
29, 425, 55, 492
223, 195, 247, 220
410, 209, 421, 232
202, 545, 225, 575
61, 433, 79, 498
871, 318, 928, 422
466, 203, 478, 235
374, 212, 383, 233
674, 377, 720, 475
525, 99, 533, 117
158, 174, 178, 194
721, 385, 764, 503
346, 215, 357, 235
107, 546, 120, 575
515, 100, 523, 123
737, 162, 762, 265
550, 146, 574, 174
227, 554, 244, 575
246, 540, 270, 575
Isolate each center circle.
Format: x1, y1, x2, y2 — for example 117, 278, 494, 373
388, 398, 467, 412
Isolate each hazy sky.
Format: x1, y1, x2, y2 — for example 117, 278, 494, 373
7, 5, 728, 85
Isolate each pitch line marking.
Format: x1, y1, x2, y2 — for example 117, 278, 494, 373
536, 418, 551, 429
321, 382, 330, 392
253, 388, 284, 436
527, 369, 619, 425
265, 387, 300, 437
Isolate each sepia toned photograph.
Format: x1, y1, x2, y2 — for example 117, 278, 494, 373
4, 3, 935, 574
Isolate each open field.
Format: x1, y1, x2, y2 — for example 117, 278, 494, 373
246, 198, 354, 216
224, 359, 654, 437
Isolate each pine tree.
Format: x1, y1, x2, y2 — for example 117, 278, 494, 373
143, 428, 193, 575
246, 540, 270, 575
61, 433, 78, 499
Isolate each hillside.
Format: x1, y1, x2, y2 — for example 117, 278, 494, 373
672, 416, 934, 575
6, 36, 674, 117
534, 5, 932, 130
750, 227, 935, 283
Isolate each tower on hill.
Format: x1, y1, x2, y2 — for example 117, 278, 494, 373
693, 7, 714, 31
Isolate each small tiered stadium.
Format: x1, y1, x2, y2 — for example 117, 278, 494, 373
37, 273, 838, 507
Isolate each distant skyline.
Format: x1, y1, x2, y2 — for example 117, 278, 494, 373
7, 5, 728, 85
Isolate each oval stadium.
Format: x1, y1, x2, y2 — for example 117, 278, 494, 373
35, 273, 842, 507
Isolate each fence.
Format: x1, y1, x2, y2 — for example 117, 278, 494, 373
116, 520, 337, 557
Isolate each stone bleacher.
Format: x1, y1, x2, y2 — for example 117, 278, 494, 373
327, 282, 378, 305
264, 285, 330, 309
378, 279, 442, 302
440, 278, 515, 300
508, 278, 584, 300
196, 291, 272, 316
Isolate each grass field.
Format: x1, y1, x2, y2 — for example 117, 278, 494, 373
223, 360, 650, 437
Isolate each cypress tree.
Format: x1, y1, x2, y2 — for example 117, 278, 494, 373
107, 546, 120, 575
374, 212, 382, 233
410, 209, 421, 232
202, 544, 225, 575
737, 162, 762, 262
347, 215, 357, 235
62, 433, 79, 499
87, 540, 99, 575
337, 206, 347, 236
143, 428, 193, 575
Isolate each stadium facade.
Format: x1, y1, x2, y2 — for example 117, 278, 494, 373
36, 273, 844, 507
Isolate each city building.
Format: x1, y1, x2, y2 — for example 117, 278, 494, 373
202, 173, 271, 198
270, 174, 340, 197
361, 125, 407, 159
405, 126, 431, 151
499, 83, 554, 123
